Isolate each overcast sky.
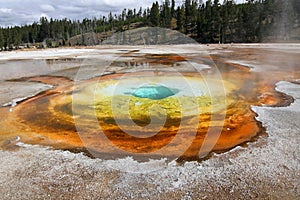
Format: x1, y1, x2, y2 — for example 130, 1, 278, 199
0, 0, 244, 27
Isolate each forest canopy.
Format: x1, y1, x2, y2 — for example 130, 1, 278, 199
0, 0, 299, 50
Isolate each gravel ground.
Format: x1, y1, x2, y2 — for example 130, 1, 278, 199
0, 81, 52, 106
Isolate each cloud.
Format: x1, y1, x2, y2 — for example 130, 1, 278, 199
0, 0, 155, 26
40, 4, 55, 13
57, 5, 83, 13
0, 8, 12, 14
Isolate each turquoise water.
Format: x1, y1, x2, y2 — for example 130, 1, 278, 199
132, 85, 178, 100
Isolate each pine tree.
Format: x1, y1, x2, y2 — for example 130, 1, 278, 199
176, 6, 185, 32
212, 0, 221, 43
39, 17, 49, 41
150, 2, 160, 26
161, 0, 172, 28
190, 1, 198, 35
197, 3, 205, 42
13, 27, 22, 48
204, 0, 212, 42
0, 29, 3, 50
184, 0, 191, 34
171, 0, 175, 17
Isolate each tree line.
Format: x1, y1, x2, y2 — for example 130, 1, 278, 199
0, 0, 299, 50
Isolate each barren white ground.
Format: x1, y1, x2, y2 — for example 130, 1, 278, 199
0, 45, 299, 199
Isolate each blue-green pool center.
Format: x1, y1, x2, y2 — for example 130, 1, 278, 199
131, 85, 179, 100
